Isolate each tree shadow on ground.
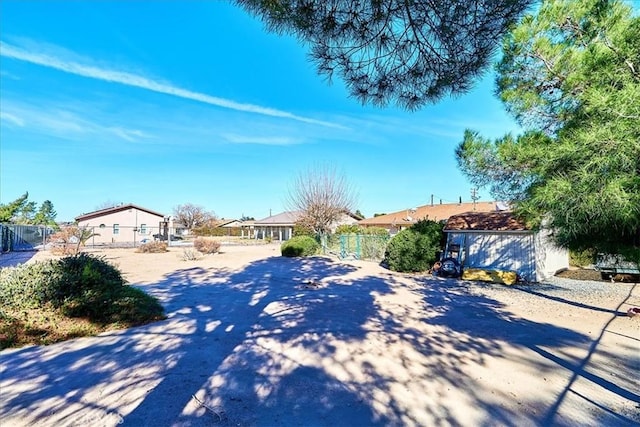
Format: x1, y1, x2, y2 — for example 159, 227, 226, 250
412, 277, 639, 426
0, 250, 36, 268
2, 256, 638, 426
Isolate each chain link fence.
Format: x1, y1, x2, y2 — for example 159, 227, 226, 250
73, 225, 190, 249
320, 233, 390, 261
0, 224, 54, 252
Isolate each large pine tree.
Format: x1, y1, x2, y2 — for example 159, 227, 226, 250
456, 0, 640, 259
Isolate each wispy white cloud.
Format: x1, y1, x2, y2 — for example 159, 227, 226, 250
108, 127, 152, 142
0, 111, 25, 126
221, 133, 303, 146
0, 40, 344, 129
0, 69, 21, 80
1, 101, 151, 143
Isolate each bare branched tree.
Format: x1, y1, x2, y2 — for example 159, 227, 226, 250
288, 166, 358, 235
173, 203, 216, 231
235, 0, 533, 110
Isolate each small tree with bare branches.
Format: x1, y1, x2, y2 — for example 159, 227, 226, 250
48, 226, 99, 255
173, 203, 216, 231
288, 166, 357, 235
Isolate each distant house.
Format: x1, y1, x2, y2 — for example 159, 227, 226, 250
253, 210, 361, 241
75, 204, 166, 245
443, 211, 569, 282
254, 211, 300, 241
212, 219, 247, 237
359, 201, 504, 234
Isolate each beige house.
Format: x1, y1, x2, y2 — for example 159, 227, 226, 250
253, 211, 361, 241
75, 204, 166, 245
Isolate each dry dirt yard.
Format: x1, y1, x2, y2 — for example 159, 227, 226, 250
1, 244, 639, 426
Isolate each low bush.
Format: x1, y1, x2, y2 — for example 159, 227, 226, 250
293, 222, 315, 237
0, 253, 164, 325
182, 248, 202, 261
48, 226, 98, 255
137, 241, 168, 253
194, 238, 221, 254
360, 226, 389, 235
383, 219, 443, 272
335, 224, 360, 234
569, 248, 596, 267
281, 236, 320, 257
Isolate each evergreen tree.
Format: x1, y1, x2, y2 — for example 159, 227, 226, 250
34, 200, 58, 228
0, 192, 29, 223
456, 0, 640, 259
235, 0, 533, 109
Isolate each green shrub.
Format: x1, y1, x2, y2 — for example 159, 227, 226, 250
194, 238, 221, 254
281, 236, 320, 257
335, 224, 361, 234
192, 226, 242, 237
293, 222, 315, 237
384, 219, 443, 272
0, 253, 164, 324
360, 226, 389, 235
137, 241, 168, 253
569, 248, 596, 267
0, 259, 62, 308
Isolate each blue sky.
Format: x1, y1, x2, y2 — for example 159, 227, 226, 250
0, 1, 521, 222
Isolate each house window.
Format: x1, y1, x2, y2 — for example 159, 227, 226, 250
113, 224, 120, 235
140, 224, 147, 234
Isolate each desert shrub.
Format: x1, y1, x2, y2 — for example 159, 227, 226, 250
569, 248, 596, 267
182, 248, 202, 261
0, 253, 164, 324
137, 241, 168, 253
192, 226, 242, 237
293, 221, 315, 237
0, 260, 62, 308
360, 234, 391, 260
384, 219, 443, 272
335, 224, 360, 234
48, 226, 99, 255
360, 226, 389, 235
194, 238, 221, 254
281, 236, 320, 257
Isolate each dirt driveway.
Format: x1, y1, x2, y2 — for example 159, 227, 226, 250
1, 244, 639, 426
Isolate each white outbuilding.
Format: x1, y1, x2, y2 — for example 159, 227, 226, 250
443, 211, 569, 283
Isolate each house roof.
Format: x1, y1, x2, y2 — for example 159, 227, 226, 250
254, 211, 301, 226
444, 211, 529, 232
75, 204, 165, 222
216, 219, 242, 227
359, 201, 502, 227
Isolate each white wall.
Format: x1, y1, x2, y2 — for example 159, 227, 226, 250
449, 230, 569, 282
534, 229, 570, 281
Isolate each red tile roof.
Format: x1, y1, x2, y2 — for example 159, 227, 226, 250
359, 202, 500, 227
444, 211, 529, 232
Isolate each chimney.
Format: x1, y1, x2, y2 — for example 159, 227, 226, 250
459, 196, 462, 204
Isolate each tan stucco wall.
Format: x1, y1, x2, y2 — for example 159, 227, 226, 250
77, 208, 164, 244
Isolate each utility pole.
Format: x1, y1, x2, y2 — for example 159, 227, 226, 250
470, 187, 479, 211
